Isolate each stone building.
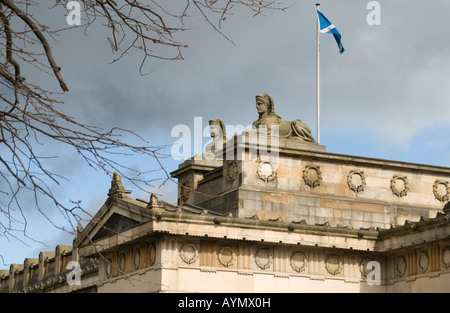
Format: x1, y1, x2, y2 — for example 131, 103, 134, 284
1, 95, 450, 293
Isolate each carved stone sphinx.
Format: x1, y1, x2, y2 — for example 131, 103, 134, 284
253, 93, 316, 143
205, 118, 227, 153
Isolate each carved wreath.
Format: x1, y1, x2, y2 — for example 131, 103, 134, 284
118, 253, 126, 273
147, 244, 156, 266
303, 164, 322, 188
347, 170, 366, 194
417, 251, 429, 273
133, 249, 140, 270
325, 255, 342, 276
218, 246, 236, 267
255, 248, 272, 270
179, 243, 199, 264
359, 258, 373, 277
105, 258, 113, 279
395, 255, 407, 277
390, 175, 409, 198
257, 161, 277, 183
433, 180, 450, 202
442, 247, 450, 269
225, 161, 238, 184
290, 252, 307, 273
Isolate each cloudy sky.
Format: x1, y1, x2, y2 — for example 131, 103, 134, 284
1, 0, 450, 269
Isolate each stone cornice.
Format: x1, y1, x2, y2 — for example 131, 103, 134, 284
76, 195, 450, 256
175, 134, 450, 177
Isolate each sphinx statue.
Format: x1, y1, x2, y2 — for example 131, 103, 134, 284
252, 93, 316, 143
205, 118, 227, 153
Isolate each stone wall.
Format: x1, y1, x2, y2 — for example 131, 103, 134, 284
172, 134, 450, 230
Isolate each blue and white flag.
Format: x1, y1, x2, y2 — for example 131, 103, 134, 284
317, 9, 345, 54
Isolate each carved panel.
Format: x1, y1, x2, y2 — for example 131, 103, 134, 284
325, 254, 342, 276
359, 257, 373, 277
255, 248, 272, 270
390, 175, 409, 198
396, 255, 407, 277
105, 258, 112, 279
180, 182, 191, 202
303, 164, 322, 188
118, 253, 126, 273
225, 161, 238, 184
347, 170, 366, 194
92, 213, 139, 241
133, 249, 140, 271
290, 252, 307, 273
257, 161, 277, 183
179, 243, 199, 265
442, 247, 450, 269
433, 180, 450, 202
417, 251, 429, 273
218, 246, 236, 268
147, 244, 156, 267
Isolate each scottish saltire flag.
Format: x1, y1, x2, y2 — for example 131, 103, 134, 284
317, 9, 345, 54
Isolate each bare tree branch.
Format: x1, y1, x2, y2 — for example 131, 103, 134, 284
0, 0, 289, 248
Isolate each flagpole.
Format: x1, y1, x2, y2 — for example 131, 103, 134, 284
316, 3, 320, 144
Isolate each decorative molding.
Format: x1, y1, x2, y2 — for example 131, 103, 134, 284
200, 269, 217, 273
442, 247, 450, 269
325, 255, 342, 276
396, 255, 407, 277
359, 258, 373, 277
390, 175, 409, 198
179, 243, 199, 265
417, 251, 429, 273
433, 180, 450, 203
118, 253, 126, 273
347, 170, 366, 194
180, 182, 191, 202
147, 244, 156, 266
218, 246, 236, 268
257, 161, 277, 183
255, 248, 272, 270
225, 161, 238, 184
107, 172, 132, 199
237, 271, 254, 276
290, 252, 307, 273
133, 249, 140, 271
105, 258, 112, 279
303, 164, 322, 188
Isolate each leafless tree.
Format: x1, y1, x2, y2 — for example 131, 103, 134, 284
0, 0, 289, 262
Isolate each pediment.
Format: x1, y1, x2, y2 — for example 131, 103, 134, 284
91, 213, 140, 242
74, 196, 152, 248
73, 172, 155, 248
